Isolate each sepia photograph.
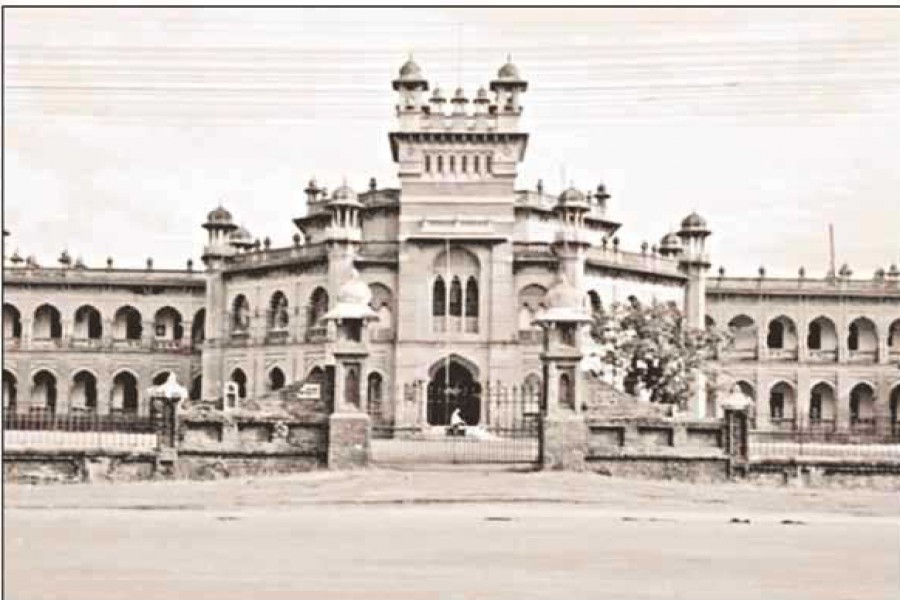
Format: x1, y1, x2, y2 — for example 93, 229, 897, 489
2, 5, 899, 600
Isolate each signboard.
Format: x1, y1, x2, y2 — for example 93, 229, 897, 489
296, 383, 321, 401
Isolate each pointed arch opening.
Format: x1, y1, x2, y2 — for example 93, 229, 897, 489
192, 308, 206, 345
427, 356, 481, 426
74, 305, 103, 340
849, 382, 876, 427
809, 381, 836, 426
766, 316, 797, 355
230, 368, 248, 399
32, 370, 58, 414
231, 295, 251, 334
33, 304, 62, 340
268, 367, 286, 392
367, 371, 384, 422
848, 317, 878, 361
768, 381, 795, 426
154, 306, 184, 341
190, 375, 202, 401
3, 369, 18, 412
71, 370, 98, 413
112, 371, 139, 415
727, 315, 757, 360
3, 304, 22, 340
268, 291, 290, 331
464, 276, 479, 332
114, 306, 143, 340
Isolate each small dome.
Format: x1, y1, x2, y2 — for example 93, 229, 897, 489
431, 87, 446, 102
337, 269, 372, 307
207, 204, 233, 224
330, 183, 360, 206
889, 264, 899, 276
545, 274, 582, 310
498, 60, 521, 80
659, 232, 682, 249
398, 58, 423, 79
453, 87, 467, 101
557, 186, 589, 209
476, 86, 489, 100
229, 225, 253, 248
680, 211, 708, 231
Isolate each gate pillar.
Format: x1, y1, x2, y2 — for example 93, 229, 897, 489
534, 273, 592, 471
322, 269, 378, 469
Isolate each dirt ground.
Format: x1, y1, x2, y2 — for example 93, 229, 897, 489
5, 470, 900, 600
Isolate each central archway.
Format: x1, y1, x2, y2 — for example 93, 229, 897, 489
427, 356, 481, 426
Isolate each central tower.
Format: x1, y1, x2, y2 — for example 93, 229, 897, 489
388, 57, 530, 386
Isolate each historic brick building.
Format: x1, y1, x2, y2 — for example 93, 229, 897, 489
4, 58, 899, 433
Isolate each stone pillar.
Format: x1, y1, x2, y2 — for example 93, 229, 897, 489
541, 414, 587, 471
796, 369, 809, 430
328, 411, 370, 469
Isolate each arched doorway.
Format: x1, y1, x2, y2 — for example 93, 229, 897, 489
3, 370, 18, 411
112, 371, 139, 414
33, 370, 58, 414
891, 385, 900, 433
427, 357, 480, 426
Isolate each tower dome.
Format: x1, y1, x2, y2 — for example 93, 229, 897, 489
398, 58, 423, 79
680, 211, 708, 231
206, 204, 233, 225
228, 225, 254, 250
557, 186, 589, 209
330, 183, 362, 207
322, 269, 378, 321
497, 59, 521, 81
534, 274, 592, 325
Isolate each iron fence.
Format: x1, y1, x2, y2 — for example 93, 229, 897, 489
748, 418, 900, 460
3, 410, 159, 451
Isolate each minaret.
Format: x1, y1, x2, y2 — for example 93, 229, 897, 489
489, 56, 528, 132
677, 211, 712, 418
553, 186, 592, 289
533, 273, 593, 470
200, 204, 238, 404
392, 56, 429, 131
321, 269, 379, 468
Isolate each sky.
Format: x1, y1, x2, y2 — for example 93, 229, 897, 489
4, 7, 899, 277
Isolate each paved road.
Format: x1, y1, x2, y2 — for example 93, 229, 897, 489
6, 496, 898, 599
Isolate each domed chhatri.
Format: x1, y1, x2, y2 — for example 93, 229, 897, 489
330, 183, 362, 207
206, 204, 234, 225
398, 58, 422, 79
680, 211, 709, 232
535, 274, 592, 325
557, 186, 590, 210
323, 270, 378, 322
659, 232, 682, 249
497, 59, 521, 81
228, 224, 254, 250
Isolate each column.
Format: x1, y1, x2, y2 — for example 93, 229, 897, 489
796, 369, 809, 430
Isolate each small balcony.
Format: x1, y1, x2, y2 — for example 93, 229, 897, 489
112, 338, 144, 350
70, 338, 103, 350
306, 326, 328, 342
154, 338, 189, 352
848, 350, 877, 364
31, 337, 64, 350
265, 329, 290, 344
767, 348, 798, 361
807, 349, 837, 363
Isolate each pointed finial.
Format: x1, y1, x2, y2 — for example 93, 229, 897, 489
507, 53, 512, 63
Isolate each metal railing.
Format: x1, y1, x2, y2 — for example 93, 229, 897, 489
748, 418, 900, 460
3, 410, 159, 450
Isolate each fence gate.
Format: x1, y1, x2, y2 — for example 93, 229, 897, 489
372, 381, 542, 466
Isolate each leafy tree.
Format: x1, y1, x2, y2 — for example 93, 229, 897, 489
587, 296, 730, 407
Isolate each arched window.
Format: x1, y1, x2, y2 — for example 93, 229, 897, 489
465, 277, 479, 318
448, 277, 462, 317
268, 367, 286, 392
768, 382, 794, 422
3, 370, 18, 411
32, 370, 57, 414
728, 315, 756, 355
308, 288, 329, 328
114, 306, 143, 340
461, 156, 468, 173
192, 309, 206, 344
230, 369, 248, 399
808, 320, 822, 349
485, 155, 493, 174
767, 320, 785, 349
33, 304, 62, 339
72, 371, 98, 412
112, 371, 139, 414
850, 383, 876, 424
436, 155, 444, 174
367, 372, 383, 419
432, 277, 446, 316
231, 295, 251, 332
269, 291, 289, 330
558, 372, 573, 410
889, 320, 900, 350
588, 291, 602, 316
424, 155, 431, 173
74, 305, 102, 339
449, 155, 456, 173
3, 304, 22, 339
809, 382, 836, 423
154, 307, 184, 340
345, 364, 360, 408
190, 375, 202, 401
847, 317, 877, 356
473, 155, 481, 174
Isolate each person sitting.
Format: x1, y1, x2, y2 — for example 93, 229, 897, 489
447, 408, 467, 437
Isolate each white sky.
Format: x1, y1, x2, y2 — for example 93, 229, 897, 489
4, 7, 899, 276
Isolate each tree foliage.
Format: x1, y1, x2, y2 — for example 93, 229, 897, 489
587, 296, 730, 406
